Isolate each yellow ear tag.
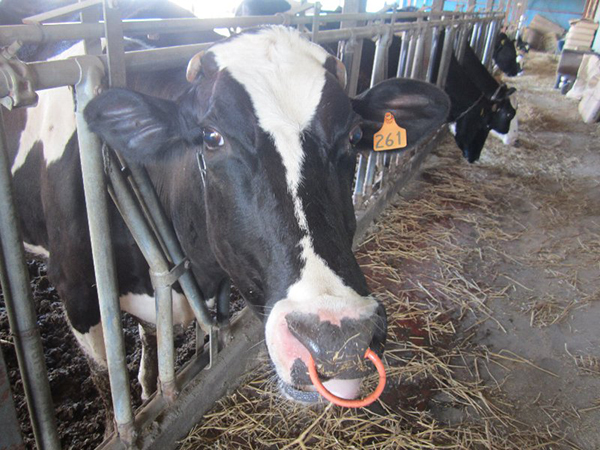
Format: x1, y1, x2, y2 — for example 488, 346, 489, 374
373, 112, 407, 151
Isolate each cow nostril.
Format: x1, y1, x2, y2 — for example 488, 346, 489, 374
369, 302, 387, 356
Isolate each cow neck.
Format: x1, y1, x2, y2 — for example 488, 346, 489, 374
454, 94, 485, 122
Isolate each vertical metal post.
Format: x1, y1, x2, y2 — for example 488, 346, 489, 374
482, 19, 497, 68
102, 0, 127, 88
81, 0, 102, 55
403, 30, 416, 77
73, 56, 135, 446
339, 0, 365, 96
470, 21, 480, 48
0, 340, 24, 449
436, 24, 455, 88
0, 110, 60, 450
362, 153, 378, 199
476, 21, 489, 57
455, 22, 470, 64
396, 30, 410, 78
311, 2, 321, 43
105, 151, 180, 403
154, 282, 175, 400
370, 27, 391, 87
126, 166, 213, 332
426, 26, 440, 82
352, 154, 367, 206
411, 25, 426, 79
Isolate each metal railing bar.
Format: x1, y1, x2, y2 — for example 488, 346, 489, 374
23, 0, 102, 24
396, 30, 410, 78
73, 54, 135, 446
411, 27, 426, 79
404, 30, 416, 77
104, 149, 183, 403
436, 24, 456, 88
482, 19, 499, 69
0, 333, 25, 448
0, 11, 505, 47
0, 109, 59, 450
125, 165, 213, 333
102, 1, 127, 88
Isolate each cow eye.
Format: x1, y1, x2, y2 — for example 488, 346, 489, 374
349, 125, 363, 146
202, 128, 224, 150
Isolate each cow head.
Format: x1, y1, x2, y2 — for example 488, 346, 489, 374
489, 84, 516, 134
453, 84, 516, 163
452, 98, 493, 163
85, 26, 449, 401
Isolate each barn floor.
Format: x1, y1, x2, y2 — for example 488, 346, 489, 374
180, 51, 600, 449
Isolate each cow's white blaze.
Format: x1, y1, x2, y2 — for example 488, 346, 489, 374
11, 43, 84, 174
490, 116, 519, 146
210, 27, 380, 386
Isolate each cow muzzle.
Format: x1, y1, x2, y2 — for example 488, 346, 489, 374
265, 296, 387, 403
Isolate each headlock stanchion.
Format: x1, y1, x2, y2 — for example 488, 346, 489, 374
0, 2, 507, 448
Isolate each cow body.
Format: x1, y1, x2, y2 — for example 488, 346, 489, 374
5, 23, 449, 426
493, 32, 522, 77
461, 45, 517, 142
429, 31, 517, 162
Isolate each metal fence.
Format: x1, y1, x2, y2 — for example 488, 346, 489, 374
0, 2, 504, 449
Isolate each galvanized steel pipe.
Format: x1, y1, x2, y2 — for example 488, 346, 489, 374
126, 165, 213, 333
0, 332, 25, 449
436, 25, 455, 88
411, 27, 426, 80
0, 109, 59, 450
104, 150, 179, 402
73, 55, 135, 446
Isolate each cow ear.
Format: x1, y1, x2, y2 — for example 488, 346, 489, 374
351, 78, 450, 152
84, 88, 191, 163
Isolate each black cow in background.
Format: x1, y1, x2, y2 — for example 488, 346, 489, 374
430, 32, 517, 162
462, 45, 516, 135
444, 55, 499, 162
493, 32, 522, 76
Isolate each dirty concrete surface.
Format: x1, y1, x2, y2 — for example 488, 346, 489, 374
468, 52, 600, 449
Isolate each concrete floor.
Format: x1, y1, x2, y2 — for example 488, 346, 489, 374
425, 51, 600, 449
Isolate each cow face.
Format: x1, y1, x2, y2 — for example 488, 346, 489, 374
85, 26, 449, 401
489, 86, 516, 134
452, 98, 493, 163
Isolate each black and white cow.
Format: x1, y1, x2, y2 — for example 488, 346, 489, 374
444, 54, 497, 162
461, 45, 518, 145
6, 24, 450, 421
430, 34, 514, 162
493, 32, 522, 77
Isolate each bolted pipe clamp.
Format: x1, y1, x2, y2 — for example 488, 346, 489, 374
0, 41, 38, 110
151, 258, 191, 289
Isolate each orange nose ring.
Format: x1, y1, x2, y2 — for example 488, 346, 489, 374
307, 348, 386, 408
